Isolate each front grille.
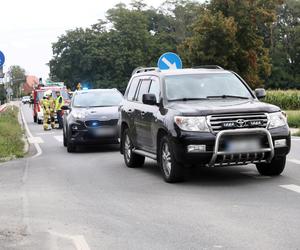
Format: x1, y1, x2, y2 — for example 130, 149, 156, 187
208, 113, 268, 133
84, 119, 118, 128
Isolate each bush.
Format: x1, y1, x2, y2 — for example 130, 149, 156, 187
0, 106, 24, 160
263, 90, 300, 110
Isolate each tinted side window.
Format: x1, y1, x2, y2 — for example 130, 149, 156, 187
137, 79, 151, 102
149, 78, 160, 102
127, 77, 140, 101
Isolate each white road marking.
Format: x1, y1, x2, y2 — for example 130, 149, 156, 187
36, 132, 55, 136
288, 159, 300, 165
28, 137, 44, 144
280, 184, 300, 194
20, 107, 42, 158
73, 235, 91, 250
49, 231, 91, 250
54, 135, 63, 142
291, 137, 300, 141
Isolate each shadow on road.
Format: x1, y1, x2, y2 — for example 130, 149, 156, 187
140, 161, 280, 187
75, 144, 120, 153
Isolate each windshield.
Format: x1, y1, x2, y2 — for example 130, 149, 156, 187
36, 89, 70, 102
165, 73, 253, 101
73, 90, 123, 107
36, 91, 45, 102
52, 90, 70, 99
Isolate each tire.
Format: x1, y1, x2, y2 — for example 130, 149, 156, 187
256, 156, 286, 176
33, 115, 37, 123
67, 141, 76, 153
37, 119, 42, 124
158, 136, 184, 183
63, 130, 67, 147
122, 128, 145, 168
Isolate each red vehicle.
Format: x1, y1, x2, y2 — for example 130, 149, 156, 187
33, 86, 70, 124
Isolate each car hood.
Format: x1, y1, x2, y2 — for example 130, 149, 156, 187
166, 99, 280, 116
73, 106, 119, 120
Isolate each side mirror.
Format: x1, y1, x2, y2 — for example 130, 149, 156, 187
142, 94, 157, 105
255, 88, 266, 99
61, 105, 70, 110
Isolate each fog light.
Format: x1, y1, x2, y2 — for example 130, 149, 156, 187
274, 139, 287, 148
72, 125, 79, 131
187, 145, 206, 153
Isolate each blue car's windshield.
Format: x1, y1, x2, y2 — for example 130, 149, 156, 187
73, 90, 123, 107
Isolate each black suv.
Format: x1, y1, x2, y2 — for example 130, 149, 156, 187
119, 66, 291, 183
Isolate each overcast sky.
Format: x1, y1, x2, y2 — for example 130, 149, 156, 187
0, 0, 164, 79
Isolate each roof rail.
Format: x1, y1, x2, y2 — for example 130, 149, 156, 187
192, 65, 224, 70
132, 67, 160, 75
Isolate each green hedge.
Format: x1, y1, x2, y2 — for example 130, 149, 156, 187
263, 90, 300, 110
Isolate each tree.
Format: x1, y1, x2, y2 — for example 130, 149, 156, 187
0, 84, 6, 104
268, 0, 300, 89
179, 0, 281, 88
9, 65, 26, 98
178, 11, 238, 69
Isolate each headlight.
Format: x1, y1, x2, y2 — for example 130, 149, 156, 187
72, 111, 85, 120
268, 112, 287, 129
174, 116, 209, 132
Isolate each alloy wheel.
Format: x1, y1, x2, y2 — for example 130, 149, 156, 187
162, 142, 172, 177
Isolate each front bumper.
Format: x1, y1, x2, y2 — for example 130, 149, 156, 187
68, 122, 119, 145
171, 126, 291, 166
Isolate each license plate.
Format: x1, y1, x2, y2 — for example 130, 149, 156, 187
225, 138, 261, 153
90, 127, 115, 137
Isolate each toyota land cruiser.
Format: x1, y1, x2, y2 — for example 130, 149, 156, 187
119, 66, 291, 183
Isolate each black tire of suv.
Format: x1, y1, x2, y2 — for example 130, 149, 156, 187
158, 136, 184, 183
33, 115, 37, 123
256, 156, 286, 176
122, 128, 145, 168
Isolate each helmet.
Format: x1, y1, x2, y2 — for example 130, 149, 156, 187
44, 90, 52, 97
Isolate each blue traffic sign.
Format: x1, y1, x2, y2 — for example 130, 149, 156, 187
0, 51, 5, 67
157, 52, 182, 70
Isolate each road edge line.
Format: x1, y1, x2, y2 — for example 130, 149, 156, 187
20, 105, 42, 158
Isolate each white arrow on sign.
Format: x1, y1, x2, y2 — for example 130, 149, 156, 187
162, 57, 177, 69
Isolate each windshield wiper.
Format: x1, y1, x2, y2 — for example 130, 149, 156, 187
168, 98, 208, 102
206, 95, 249, 100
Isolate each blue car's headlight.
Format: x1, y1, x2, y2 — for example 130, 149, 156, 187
72, 111, 86, 120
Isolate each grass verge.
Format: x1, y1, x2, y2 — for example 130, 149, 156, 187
293, 130, 300, 136
0, 106, 25, 161
286, 110, 300, 128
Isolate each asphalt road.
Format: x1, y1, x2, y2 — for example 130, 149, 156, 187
1, 104, 300, 250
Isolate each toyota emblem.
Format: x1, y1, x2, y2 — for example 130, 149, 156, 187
236, 119, 246, 127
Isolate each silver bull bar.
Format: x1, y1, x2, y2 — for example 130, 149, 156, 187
208, 128, 274, 167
